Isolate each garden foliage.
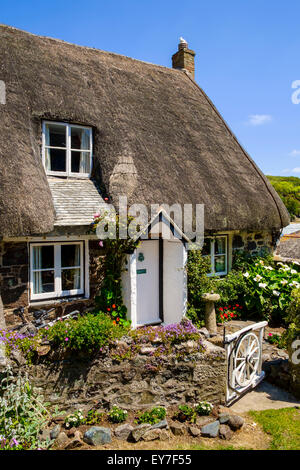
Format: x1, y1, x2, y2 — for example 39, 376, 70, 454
0, 367, 53, 450
187, 250, 300, 324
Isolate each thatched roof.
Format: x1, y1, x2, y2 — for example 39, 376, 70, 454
275, 232, 300, 262
0, 25, 289, 237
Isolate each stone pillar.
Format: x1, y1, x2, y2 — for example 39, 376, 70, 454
202, 293, 220, 337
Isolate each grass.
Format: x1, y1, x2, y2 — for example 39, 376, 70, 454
177, 444, 251, 450
249, 407, 300, 450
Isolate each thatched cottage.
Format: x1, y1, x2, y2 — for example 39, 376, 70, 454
0, 25, 289, 329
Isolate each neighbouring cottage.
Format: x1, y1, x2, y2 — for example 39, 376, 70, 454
0, 25, 289, 330
275, 231, 300, 264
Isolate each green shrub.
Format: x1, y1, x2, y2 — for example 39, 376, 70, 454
187, 249, 300, 325
43, 312, 130, 353
0, 367, 53, 450
84, 409, 104, 425
194, 401, 213, 416
64, 409, 85, 428
177, 405, 196, 423
186, 250, 212, 324
266, 333, 286, 349
211, 270, 249, 307
239, 259, 300, 323
136, 407, 166, 425
285, 288, 300, 342
108, 406, 128, 423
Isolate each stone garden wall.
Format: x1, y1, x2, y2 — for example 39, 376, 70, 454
8, 340, 226, 412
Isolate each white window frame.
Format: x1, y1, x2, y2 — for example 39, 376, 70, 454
42, 121, 93, 177
204, 235, 228, 277
30, 241, 84, 301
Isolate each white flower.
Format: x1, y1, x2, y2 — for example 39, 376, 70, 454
254, 275, 263, 282
243, 272, 250, 278
289, 281, 300, 289
272, 290, 280, 296
264, 266, 273, 271
281, 280, 288, 285
259, 260, 264, 265
259, 282, 267, 288
290, 269, 297, 274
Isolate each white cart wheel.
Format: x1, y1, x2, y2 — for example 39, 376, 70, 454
233, 332, 260, 387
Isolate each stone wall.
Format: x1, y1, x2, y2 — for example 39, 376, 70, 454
0, 242, 29, 316
232, 230, 275, 256
288, 339, 300, 400
0, 240, 105, 328
8, 341, 226, 412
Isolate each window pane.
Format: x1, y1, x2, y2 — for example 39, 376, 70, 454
46, 148, 66, 172
215, 237, 226, 255
71, 151, 90, 173
61, 244, 80, 268
62, 268, 81, 291
215, 255, 226, 273
71, 127, 90, 150
32, 246, 54, 270
202, 238, 211, 256
45, 123, 66, 148
33, 270, 54, 294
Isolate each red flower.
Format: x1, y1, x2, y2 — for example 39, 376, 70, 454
116, 317, 120, 322
224, 313, 228, 318
228, 305, 231, 309
219, 307, 223, 311
112, 304, 116, 309
107, 308, 111, 312
220, 314, 224, 319
236, 304, 239, 307
104, 197, 109, 201
230, 313, 234, 317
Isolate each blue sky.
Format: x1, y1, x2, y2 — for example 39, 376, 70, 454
2, 0, 300, 176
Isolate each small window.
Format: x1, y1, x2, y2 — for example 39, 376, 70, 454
30, 242, 84, 300
203, 236, 227, 276
43, 121, 92, 176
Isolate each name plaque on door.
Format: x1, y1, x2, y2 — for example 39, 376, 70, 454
137, 269, 147, 274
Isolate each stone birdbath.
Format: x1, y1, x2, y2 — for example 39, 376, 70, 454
202, 291, 220, 337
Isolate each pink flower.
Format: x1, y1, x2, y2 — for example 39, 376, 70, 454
268, 333, 272, 336
99, 241, 103, 247
65, 337, 69, 341
94, 213, 100, 218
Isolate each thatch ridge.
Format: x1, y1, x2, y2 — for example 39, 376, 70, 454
0, 25, 289, 237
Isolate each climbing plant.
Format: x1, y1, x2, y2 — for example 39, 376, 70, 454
90, 211, 140, 326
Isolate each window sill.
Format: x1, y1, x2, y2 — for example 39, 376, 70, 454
29, 296, 90, 307
46, 172, 91, 179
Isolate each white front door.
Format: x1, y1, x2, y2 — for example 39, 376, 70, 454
136, 240, 160, 325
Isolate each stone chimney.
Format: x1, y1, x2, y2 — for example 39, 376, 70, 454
172, 37, 196, 79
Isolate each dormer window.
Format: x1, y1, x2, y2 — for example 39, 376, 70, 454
42, 121, 92, 177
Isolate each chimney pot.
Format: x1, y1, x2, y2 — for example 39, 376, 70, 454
179, 37, 188, 50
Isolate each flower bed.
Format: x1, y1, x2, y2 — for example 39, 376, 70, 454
0, 316, 205, 366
